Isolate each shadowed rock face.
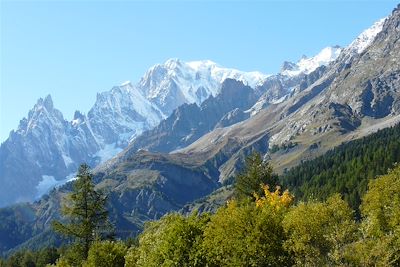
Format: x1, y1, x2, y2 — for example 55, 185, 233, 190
98, 151, 219, 221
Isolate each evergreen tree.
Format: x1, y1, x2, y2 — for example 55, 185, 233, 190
52, 164, 112, 260
234, 152, 278, 200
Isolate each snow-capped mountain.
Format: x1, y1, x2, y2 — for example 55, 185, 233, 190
138, 58, 269, 115
249, 17, 387, 117
87, 81, 165, 146
346, 17, 386, 55
248, 46, 342, 116
281, 46, 343, 77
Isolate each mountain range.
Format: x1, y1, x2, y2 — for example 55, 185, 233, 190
0, 59, 269, 207
0, 4, 399, 254
0, 36, 340, 207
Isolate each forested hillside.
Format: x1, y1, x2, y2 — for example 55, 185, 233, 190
281, 123, 400, 211
2, 156, 400, 266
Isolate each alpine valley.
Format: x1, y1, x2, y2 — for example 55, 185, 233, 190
1, 4, 400, 255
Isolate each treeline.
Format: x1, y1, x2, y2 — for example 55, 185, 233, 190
281, 123, 400, 211
1, 154, 400, 266
0, 247, 59, 267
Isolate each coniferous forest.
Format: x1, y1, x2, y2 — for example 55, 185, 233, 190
281, 123, 400, 212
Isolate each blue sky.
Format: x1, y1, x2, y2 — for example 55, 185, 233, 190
1, 0, 398, 142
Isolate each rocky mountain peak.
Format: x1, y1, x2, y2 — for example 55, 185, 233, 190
219, 79, 247, 98
43, 94, 54, 110
73, 110, 85, 120
33, 94, 54, 113
380, 4, 400, 36
344, 17, 386, 56
72, 110, 85, 127
20, 94, 64, 136
164, 58, 182, 69
281, 46, 342, 77
280, 61, 297, 72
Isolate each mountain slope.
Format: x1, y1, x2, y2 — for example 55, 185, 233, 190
178, 9, 398, 177
281, 122, 400, 211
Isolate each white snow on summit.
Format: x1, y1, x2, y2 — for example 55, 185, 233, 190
139, 58, 269, 110
88, 81, 165, 145
346, 17, 386, 54
282, 46, 343, 77
186, 59, 269, 89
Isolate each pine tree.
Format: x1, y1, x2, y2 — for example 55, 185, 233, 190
52, 164, 112, 260
234, 152, 278, 200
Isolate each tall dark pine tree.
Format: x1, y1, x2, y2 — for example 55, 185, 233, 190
234, 152, 278, 200
52, 164, 111, 259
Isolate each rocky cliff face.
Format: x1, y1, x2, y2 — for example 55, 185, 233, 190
269, 8, 399, 148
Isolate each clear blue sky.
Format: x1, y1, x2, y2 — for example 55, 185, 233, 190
1, 0, 398, 142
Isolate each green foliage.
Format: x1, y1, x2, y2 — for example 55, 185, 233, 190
361, 165, 400, 236
124, 248, 139, 267
35, 247, 59, 267
57, 244, 87, 266
202, 199, 291, 266
0, 205, 36, 253
281, 123, 400, 211
234, 152, 278, 200
52, 257, 71, 267
83, 240, 127, 267
20, 251, 35, 267
3, 153, 400, 267
127, 212, 209, 267
52, 164, 112, 260
0, 247, 59, 267
283, 194, 357, 266
344, 165, 400, 266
